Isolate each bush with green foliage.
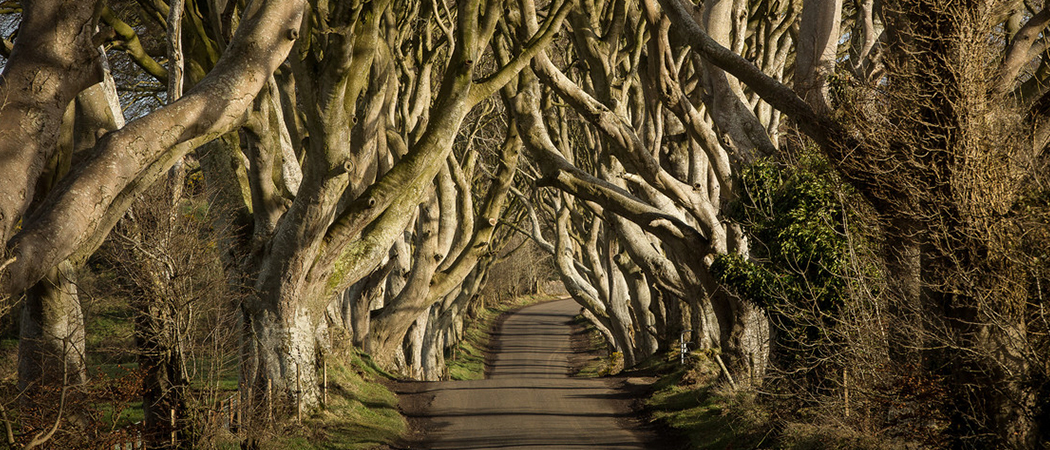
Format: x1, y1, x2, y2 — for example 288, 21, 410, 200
712, 154, 857, 391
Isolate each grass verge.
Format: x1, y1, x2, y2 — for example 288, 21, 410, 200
568, 313, 616, 378
251, 351, 406, 450
642, 350, 904, 450
643, 350, 771, 450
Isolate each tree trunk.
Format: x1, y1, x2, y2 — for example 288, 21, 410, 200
0, 0, 103, 244
606, 256, 637, 367
426, 260, 491, 380
698, 0, 777, 162
648, 288, 670, 350
368, 195, 441, 367
18, 261, 86, 397
352, 274, 385, 348
708, 288, 767, 379
404, 309, 429, 379
341, 263, 391, 348
421, 303, 449, 381
242, 303, 323, 419
884, 218, 923, 365
795, 0, 843, 112
136, 298, 187, 450
623, 268, 658, 360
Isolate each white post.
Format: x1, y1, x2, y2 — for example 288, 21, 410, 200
680, 329, 693, 365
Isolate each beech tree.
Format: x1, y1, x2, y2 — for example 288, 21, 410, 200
0, 1, 306, 446
653, 0, 1050, 446
219, 0, 569, 415
494, 0, 1048, 446
498, 0, 782, 378
1, 0, 572, 429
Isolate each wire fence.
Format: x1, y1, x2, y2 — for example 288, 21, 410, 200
111, 393, 240, 450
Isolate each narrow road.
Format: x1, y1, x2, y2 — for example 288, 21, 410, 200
399, 299, 655, 449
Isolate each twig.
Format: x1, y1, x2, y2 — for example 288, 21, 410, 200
0, 256, 15, 274
0, 401, 15, 447
713, 353, 738, 390
24, 361, 71, 450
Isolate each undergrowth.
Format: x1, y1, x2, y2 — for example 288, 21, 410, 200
643, 349, 909, 450
643, 350, 771, 450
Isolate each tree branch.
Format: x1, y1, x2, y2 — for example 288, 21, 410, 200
101, 6, 170, 83
999, 5, 1050, 97
3, 0, 307, 296
508, 73, 712, 257
657, 0, 842, 150
469, 0, 572, 106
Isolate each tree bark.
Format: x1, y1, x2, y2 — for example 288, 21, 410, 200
0, 0, 104, 244
17, 261, 87, 397
795, 0, 843, 112
617, 255, 659, 359
368, 193, 441, 367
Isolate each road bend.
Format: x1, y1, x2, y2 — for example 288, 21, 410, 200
402, 299, 654, 449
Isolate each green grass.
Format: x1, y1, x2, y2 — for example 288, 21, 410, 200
568, 313, 615, 378
445, 293, 559, 380
447, 337, 486, 380
267, 351, 407, 450
85, 313, 134, 346
72, 352, 403, 449
3, 265, 407, 448
643, 350, 901, 450
94, 400, 145, 428
644, 350, 772, 450
82, 290, 137, 365
93, 361, 140, 377
0, 338, 18, 380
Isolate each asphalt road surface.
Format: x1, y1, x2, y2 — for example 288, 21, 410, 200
399, 299, 656, 449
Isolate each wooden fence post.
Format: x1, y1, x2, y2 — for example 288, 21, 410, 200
170, 408, 176, 447
267, 378, 273, 425
844, 368, 850, 418
296, 365, 302, 424
244, 384, 251, 432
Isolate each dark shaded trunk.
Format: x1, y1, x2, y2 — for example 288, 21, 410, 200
136, 299, 188, 449
349, 262, 394, 347
883, 218, 923, 365
18, 261, 86, 399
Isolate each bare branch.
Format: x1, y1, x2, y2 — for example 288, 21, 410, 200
657, 0, 842, 150
101, 6, 170, 83
0, 401, 13, 446
999, 5, 1050, 97
24, 362, 70, 450
469, 0, 573, 106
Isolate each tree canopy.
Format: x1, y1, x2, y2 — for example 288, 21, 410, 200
0, 0, 1048, 447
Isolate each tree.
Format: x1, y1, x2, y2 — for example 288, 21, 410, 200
658, 0, 1050, 445
500, 0, 777, 378
1, 0, 573, 426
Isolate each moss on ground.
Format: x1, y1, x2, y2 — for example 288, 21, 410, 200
248, 351, 406, 450
643, 349, 908, 450
642, 350, 771, 450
